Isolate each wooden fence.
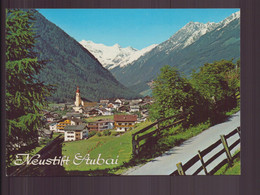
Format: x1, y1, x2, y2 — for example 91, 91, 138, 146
132, 112, 186, 156
170, 127, 241, 175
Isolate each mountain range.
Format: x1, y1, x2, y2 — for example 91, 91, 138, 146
82, 11, 240, 95
32, 11, 140, 102
32, 10, 240, 102
80, 40, 157, 70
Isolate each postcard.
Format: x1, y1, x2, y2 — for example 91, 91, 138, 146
5, 8, 240, 176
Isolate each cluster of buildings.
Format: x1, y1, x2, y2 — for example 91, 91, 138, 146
39, 87, 153, 142
72, 86, 152, 118
44, 114, 138, 142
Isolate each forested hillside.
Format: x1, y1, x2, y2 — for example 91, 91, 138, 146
33, 11, 139, 102
111, 12, 240, 94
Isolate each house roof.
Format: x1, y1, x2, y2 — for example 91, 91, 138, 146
64, 124, 87, 131
88, 108, 100, 112
114, 115, 137, 122
57, 118, 69, 123
97, 119, 114, 123
66, 113, 82, 117
38, 128, 52, 135
118, 105, 130, 110
99, 108, 108, 112
45, 113, 55, 118
68, 117, 83, 123
81, 97, 91, 102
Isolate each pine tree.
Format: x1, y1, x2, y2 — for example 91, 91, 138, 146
6, 9, 54, 167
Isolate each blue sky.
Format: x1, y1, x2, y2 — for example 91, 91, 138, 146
38, 9, 239, 50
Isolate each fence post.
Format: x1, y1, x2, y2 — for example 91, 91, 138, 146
176, 162, 186, 175
136, 135, 140, 155
220, 135, 233, 166
198, 150, 208, 175
155, 119, 160, 133
132, 134, 137, 156
236, 127, 241, 138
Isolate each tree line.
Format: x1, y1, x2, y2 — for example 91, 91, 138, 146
150, 59, 240, 126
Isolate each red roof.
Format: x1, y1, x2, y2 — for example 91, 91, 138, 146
76, 86, 80, 93
114, 115, 137, 122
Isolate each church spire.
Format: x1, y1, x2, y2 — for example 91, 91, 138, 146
76, 86, 80, 93
75, 86, 81, 107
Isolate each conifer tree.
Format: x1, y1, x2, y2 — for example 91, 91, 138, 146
6, 9, 54, 166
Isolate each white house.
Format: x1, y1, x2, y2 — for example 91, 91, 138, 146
49, 122, 58, 132
66, 112, 82, 119
64, 124, 88, 142
100, 99, 109, 104
113, 103, 121, 110
45, 113, 55, 122
99, 108, 112, 116
69, 117, 83, 125
114, 115, 137, 132
130, 99, 143, 104
115, 98, 122, 105
130, 105, 140, 113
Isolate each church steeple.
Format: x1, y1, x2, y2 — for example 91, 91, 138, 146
75, 86, 81, 107
76, 86, 80, 93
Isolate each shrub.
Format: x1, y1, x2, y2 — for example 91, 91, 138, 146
103, 130, 111, 136
97, 132, 102, 137
88, 131, 97, 138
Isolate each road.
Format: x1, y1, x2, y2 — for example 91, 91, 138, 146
124, 111, 240, 175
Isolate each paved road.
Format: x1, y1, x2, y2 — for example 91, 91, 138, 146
124, 111, 240, 175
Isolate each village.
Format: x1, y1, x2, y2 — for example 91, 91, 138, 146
38, 86, 153, 142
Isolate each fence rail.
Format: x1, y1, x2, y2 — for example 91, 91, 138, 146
132, 112, 186, 156
170, 127, 241, 175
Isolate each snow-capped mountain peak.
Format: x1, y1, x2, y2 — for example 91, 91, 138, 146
113, 43, 121, 48
216, 11, 240, 30
159, 11, 239, 51
80, 40, 157, 69
166, 21, 218, 49
80, 11, 239, 71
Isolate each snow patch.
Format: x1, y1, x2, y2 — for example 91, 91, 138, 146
80, 40, 157, 69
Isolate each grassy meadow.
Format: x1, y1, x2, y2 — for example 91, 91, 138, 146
214, 150, 240, 175
62, 121, 152, 172
84, 115, 114, 122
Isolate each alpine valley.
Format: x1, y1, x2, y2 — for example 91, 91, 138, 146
33, 11, 140, 102
80, 11, 240, 95
33, 10, 240, 102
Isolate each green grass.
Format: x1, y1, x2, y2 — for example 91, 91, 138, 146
30, 132, 61, 155
62, 121, 152, 172
225, 106, 240, 116
136, 121, 211, 160
61, 109, 239, 175
85, 115, 113, 122
61, 119, 212, 175
214, 151, 240, 175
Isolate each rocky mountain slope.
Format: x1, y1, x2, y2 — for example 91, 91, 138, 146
111, 11, 240, 94
33, 11, 139, 102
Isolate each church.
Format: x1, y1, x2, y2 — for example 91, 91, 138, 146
72, 86, 99, 113
73, 86, 85, 113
